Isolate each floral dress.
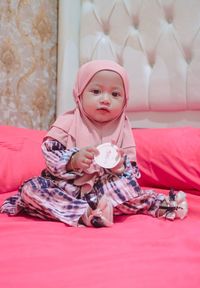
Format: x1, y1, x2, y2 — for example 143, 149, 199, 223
0, 139, 166, 227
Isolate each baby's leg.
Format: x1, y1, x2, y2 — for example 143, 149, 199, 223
114, 189, 165, 216
81, 193, 113, 227
19, 177, 89, 227
114, 189, 188, 220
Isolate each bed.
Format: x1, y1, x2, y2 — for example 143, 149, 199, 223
0, 125, 200, 288
1, 1, 200, 287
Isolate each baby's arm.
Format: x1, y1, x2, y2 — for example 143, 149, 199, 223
42, 138, 79, 179
67, 146, 99, 172
110, 148, 141, 178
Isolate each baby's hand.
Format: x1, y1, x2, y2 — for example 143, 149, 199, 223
71, 146, 99, 171
110, 147, 125, 175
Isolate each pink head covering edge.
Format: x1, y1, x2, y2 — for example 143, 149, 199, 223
46, 59, 136, 162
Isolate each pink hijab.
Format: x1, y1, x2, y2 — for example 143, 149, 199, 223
46, 60, 136, 162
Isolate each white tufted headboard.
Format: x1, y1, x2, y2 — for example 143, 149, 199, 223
57, 0, 200, 128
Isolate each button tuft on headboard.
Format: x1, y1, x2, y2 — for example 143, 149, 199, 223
132, 14, 140, 30
184, 48, 192, 65
163, 3, 174, 25
147, 50, 156, 68
102, 20, 110, 35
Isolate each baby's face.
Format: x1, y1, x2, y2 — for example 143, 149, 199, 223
81, 70, 125, 123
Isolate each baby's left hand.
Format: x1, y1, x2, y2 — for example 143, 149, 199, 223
110, 147, 125, 175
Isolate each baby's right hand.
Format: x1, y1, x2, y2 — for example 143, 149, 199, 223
71, 146, 99, 171
110, 147, 125, 175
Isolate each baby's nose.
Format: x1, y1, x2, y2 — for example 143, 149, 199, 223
100, 93, 110, 103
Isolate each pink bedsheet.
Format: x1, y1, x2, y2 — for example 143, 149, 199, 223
1, 189, 200, 288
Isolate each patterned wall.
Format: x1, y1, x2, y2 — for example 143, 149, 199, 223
0, 0, 58, 130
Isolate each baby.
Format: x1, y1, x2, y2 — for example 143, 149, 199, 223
0, 60, 188, 227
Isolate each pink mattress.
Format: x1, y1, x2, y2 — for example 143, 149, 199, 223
0, 190, 200, 288
0, 126, 200, 288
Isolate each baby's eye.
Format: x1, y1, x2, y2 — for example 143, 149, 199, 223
91, 89, 101, 95
112, 91, 121, 97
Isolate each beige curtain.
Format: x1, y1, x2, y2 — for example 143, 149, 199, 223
0, 0, 58, 130
56, 0, 80, 116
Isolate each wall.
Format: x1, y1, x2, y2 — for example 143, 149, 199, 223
0, 0, 58, 130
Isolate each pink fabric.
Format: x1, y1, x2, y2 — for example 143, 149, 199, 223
0, 126, 200, 287
134, 127, 200, 193
0, 126, 46, 194
1, 126, 200, 195
47, 60, 136, 162
0, 190, 200, 288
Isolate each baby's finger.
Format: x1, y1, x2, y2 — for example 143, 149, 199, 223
117, 148, 124, 157
85, 151, 96, 161
87, 146, 99, 156
115, 166, 125, 175
114, 159, 124, 170
111, 139, 116, 145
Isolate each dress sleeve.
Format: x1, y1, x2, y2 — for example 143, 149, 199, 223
41, 138, 80, 179
123, 155, 141, 179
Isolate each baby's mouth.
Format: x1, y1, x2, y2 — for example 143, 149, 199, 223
97, 107, 110, 112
